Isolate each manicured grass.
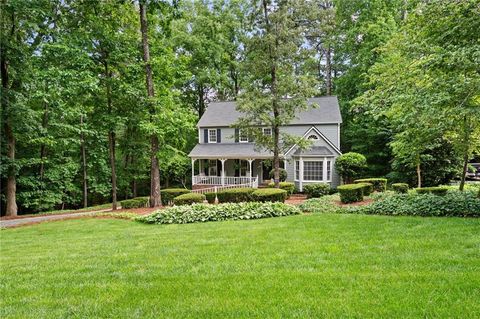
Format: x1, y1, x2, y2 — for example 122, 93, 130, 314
1, 214, 479, 318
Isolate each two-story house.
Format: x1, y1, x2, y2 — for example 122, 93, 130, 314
188, 96, 342, 191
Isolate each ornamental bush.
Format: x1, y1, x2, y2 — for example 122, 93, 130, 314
268, 182, 295, 195
335, 152, 367, 183
173, 193, 205, 205
216, 187, 255, 203
392, 183, 409, 194
120, 197, 149, 209
136, 202, 301, 225
269, 168, 288, 182
160, 188, 191, 205
362, 190, 480, 217
252, 189, 288, 203
337, 184, 364, 203
415, 186, 448, 196
356, 182, 373, 196
204, 192, 216, 204
303, 183, 330, 198
354, 178, 387, 192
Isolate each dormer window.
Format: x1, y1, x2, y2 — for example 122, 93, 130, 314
263, 127, 272, 136
208, 129, 217, 143
307, 134, 319, 140
239, 130, 249, 143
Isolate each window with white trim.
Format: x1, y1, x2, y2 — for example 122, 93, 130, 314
295, 160, 300, 180
303, 161, 324, 181
239, 130, 249, 143
326, 160, 331, 181
239, 160, 250, 177
307, 134, 319, 140
208, 129, 217, 143
263, 127, 272, 136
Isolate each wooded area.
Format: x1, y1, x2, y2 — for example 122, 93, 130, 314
1, 0, 479, 216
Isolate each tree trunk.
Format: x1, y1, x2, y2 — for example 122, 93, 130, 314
132, 179, 137, 198
198, 84, 205, 118
1, 37, 17, 216
325, 45, 332, 95
459, 115, 470, 191
416, 160, 421, 188
80, 115, 88, 208
139, 1, 161, 207
104, 60, 117, 210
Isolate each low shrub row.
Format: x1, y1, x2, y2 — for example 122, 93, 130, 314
216, 188, 255, 203
267, 182, 295, 195
160, 188, 191, 205
252, 188, 287, 202
354, 178, 387, 192
173, 193, 205, 205
136, 202, 301, 224
415, 186, 448, 196
303, 183, 331, 198
337, 184, 365, 203
120, 197, 149, 209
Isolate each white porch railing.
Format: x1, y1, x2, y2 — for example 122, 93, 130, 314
192, 175, 258, 186
191, 176, 258, 195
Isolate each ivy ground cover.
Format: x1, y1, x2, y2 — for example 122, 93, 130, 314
1, 215, 479, 318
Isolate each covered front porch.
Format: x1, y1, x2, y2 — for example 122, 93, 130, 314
190, 158, 280, 187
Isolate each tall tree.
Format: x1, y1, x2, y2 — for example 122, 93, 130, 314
236, 0, 316, 187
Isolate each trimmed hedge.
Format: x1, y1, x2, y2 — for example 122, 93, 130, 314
303, 183, 331, 198
354, 178, 387, 192
252, 189, 288, 203
269, 168, 287, 182
356, 182, 373, 196
173, 193, 205, 205
362, 191, 480, 217
120, 197, 149, 209
392, 183, 409, 194
216, 187, 255, 203
415, 186, 448, 196
137, 202, 301, 225
337, 184, 364, 203
160, 188, 191, 205
268, 182, 295, 196
204, 192, 216, 204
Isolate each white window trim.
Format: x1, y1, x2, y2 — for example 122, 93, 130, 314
239, 129, 249, 143
263, 127, 272, 136
208, 129, 217, 143
295, 157, 332, 183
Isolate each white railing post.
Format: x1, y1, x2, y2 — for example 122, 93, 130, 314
220, 159, 226, 186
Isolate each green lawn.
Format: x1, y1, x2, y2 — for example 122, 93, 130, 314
1, 214, 479, 318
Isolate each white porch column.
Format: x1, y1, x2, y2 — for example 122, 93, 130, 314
247, 159, 254, 186
323, 157, 327, 182
191, 158, 196, 185
299, 157, 304, 192
220, 158, 226, 186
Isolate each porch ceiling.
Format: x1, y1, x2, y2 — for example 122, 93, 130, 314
188, 143, 275, 159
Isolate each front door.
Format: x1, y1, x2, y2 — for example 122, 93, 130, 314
262, 161, 271, 180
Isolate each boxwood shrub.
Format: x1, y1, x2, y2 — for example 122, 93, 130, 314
269, 168, 288, 182
268, 182, 295, 196
120, 197, 149, 209
160, 188, 191, 205
173, 193, 205, 205
216, 187, 255, 203
137, 202, 301, 225
303, 183, 330, 198
354, 178, 387, 192
356, 182, 373, 196
252, 189, 288, 203
392, 183, 409, 194
415, 186, 448, 196
204, 192, 216, 204
362, 191, 480, 217
337, 184, 364, 203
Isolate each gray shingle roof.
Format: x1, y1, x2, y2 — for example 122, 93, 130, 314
189, 143, 274, 159
293, 146, 333, 156
197, 96, 342, 127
